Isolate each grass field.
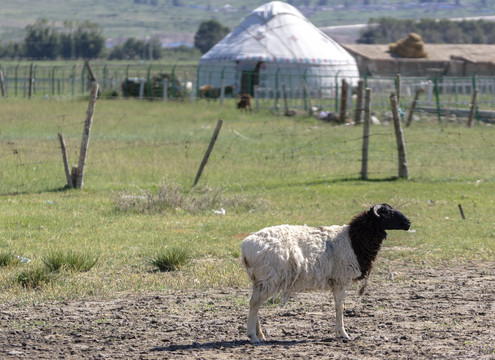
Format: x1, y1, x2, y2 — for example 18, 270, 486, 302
0, 97, 494, 303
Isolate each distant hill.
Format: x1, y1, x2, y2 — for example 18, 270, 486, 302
1, 0, 494, 46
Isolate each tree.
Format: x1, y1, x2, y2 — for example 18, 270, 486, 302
24, 19, 59, 59
60, 21, 75, 59
108, 37, 162, 60
148, 37, 163, 60
0, 41, 23, 59
194, 20, 230, 54
73, 21, 105, 59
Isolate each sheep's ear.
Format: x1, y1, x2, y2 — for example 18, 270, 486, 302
372, 204, 382, 217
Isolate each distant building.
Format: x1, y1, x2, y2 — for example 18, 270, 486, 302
197, 1, 359, 97
342, 44, 495, 77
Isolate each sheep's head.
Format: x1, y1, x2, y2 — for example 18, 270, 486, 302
370, 204, 411, 231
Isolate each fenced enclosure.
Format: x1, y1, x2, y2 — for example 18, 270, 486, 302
1, 62, 495, 121
1, 97, 494, 196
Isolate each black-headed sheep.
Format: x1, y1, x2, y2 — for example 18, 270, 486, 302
241, 203, 411, 343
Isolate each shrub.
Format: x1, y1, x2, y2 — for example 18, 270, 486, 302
149, 247, 190, 272
0, 252, 20, 267
14, 267, 55, 289
43, 251, 99, 272
115, 182, 266, 214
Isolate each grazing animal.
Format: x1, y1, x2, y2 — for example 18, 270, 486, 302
199, 84, 218, 99
241, 204, 411, 343
237, 94, 252, 112
199, 84, 235, 99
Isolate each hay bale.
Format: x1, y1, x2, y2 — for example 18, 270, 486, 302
389, 33, 427, 58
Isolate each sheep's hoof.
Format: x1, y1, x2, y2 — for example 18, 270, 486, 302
336, 331, 351, 341
248, 334, 262, 344
249, 337, 261, 344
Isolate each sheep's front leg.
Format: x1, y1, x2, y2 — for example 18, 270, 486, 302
333, 285, 350, 340
247, 282, 269, 343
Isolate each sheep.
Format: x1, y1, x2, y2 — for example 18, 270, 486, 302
237, 93, 252, 112
199, 84, 217, 99
241, 203, 411, 343
199, 84, 236, 99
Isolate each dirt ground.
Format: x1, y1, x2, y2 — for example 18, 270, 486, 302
1, 261, 494, 360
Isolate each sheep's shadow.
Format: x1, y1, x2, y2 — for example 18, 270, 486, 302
151, 338, 333, 352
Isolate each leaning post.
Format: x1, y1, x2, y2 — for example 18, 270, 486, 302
406, 87, 423, 127
193, 119, 223, 187
75, 82, 99, 189
390, 92, 409, 179
57, 133, 74, 189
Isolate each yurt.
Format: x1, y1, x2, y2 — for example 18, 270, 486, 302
197, 1, 359, 98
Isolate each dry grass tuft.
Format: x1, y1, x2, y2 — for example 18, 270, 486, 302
115, 182, 266, 214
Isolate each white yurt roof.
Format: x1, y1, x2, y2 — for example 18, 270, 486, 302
199, 1, 356, 66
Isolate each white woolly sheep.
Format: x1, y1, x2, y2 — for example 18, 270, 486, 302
241, 203, 411, 343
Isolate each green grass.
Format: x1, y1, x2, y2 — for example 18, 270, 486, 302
149, 246, 191, 272
0, 252, 21, 267
13, 267, 57, 289
42, 250, 99, 272
0, 97, 494, 302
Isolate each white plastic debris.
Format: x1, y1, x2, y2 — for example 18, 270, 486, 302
17, 256, 31, 263
212, 208, 226, 215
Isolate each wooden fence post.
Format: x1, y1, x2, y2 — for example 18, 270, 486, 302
282, 83, 289, 115
85, 60, 97, 83
458, 204, 466, 220
301, 79, 313, 115
361, 88, 371, 180
220, 79, 225, 107
395, 74, 401, 105
75, 82, 99, 189
163, 79, 168, 102
193, 119, 223, 187
0, 70, 6, 97
354, 79, 364, 124
467, 89, 478, 128
139, 81, 145, 100
28, 63, 34, 99
390, 92, 409, 179
406, 87, 423, 127
339, 79, 348, 123
254, 86, 259, 112
58, 133, 74, 189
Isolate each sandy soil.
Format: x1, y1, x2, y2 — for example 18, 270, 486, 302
1, 261, 494, 359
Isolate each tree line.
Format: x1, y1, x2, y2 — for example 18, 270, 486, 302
358, 17, 495, 44
0, 18, 226, 60
0, 19, 106, 60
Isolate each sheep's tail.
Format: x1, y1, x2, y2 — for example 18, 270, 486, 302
241, 254, 256, 283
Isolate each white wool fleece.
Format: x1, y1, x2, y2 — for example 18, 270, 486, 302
241, 224, 362, 298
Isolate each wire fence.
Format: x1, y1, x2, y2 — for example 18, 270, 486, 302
1, 63, 495, 120
1, 102, 494, 195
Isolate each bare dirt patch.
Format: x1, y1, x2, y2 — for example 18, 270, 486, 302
1, 261, 494, 359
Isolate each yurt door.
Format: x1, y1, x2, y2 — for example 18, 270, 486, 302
238, 61, 263, 96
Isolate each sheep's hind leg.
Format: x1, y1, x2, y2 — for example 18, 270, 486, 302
333, 285, 350, 340
247, 282, 269, 344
